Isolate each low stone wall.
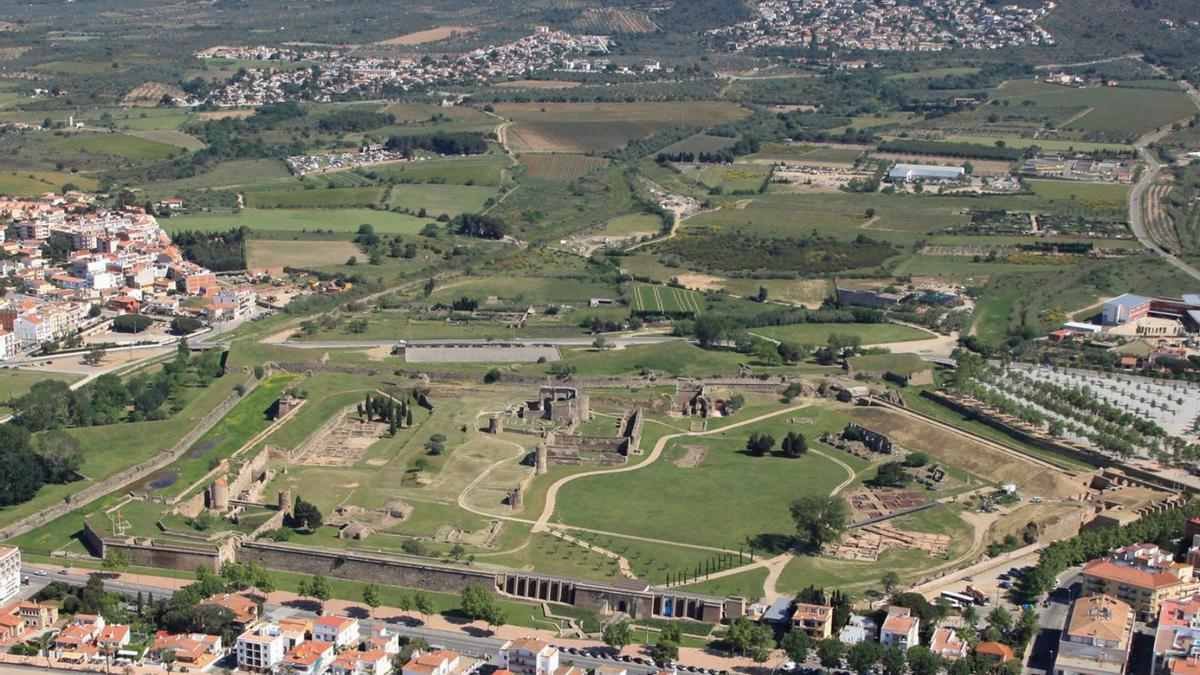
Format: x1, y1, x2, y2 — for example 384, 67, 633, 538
240, 541, 497, 594
0, 373, 255, 540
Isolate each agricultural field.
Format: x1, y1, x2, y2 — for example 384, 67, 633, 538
372, 25, 476, 45
570, 7, 658, 33
681, 164, 772, 193
244, 186, 387, 209
0, 170, 97, 196
127, 129, 206, 150
369, 155, 508, 186
660, 133, 737, 155
628, 283, 706, 316
384, 183, 497, 217
522, 154, 610, 181
50, 132, 178, 160
145, 159, 293, 192
165, 208, 434, 235
594, 213, 663, 238
498, 102, 748, 154
245, 239, 362, 271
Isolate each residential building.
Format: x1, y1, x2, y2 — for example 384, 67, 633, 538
148, 631, 223, 672
214, 286, 256, 318
1082, 544, 1200, 620
236, 623, 289, 673
930, 628, 970, 661
792, 603, 834, 639
313, 615, 359, 649
500, 638, 560, 675
0, 330, 18, 360
15, 601, 58, 632
976, 642, 1016, 663
95, 624, 131, 655
200, 592, 259, 628
880, 607, 919, 650
0, 547, 20, 605
402, 649, 462, 675
282, 640, 334, 675
1154, 596, 1200, 674
839, 614, 878, 644
1054, 595, 1135, 675
332, 649, 393, 675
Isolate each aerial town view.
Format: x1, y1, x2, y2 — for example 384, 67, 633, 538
0, 1, 1199, 674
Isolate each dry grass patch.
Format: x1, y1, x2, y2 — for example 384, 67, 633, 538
374, 25, 476, 46
245, 239, 360, 271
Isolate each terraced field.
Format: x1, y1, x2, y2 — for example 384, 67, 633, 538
629, 283, 705, 316
523, 154, 610, 181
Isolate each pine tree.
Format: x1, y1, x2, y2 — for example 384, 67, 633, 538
406, 408, 413, 427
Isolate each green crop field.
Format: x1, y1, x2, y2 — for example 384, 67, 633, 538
385, 183, 497, 217
1026, 179, 1130, 204
629, 283, 705, 316
128, 129, 206, 150
368, 155, 508, 186
51, 132, 178, 159
0, 170, 98, 196
165, 208, 434, 235
245, 186, 387, 209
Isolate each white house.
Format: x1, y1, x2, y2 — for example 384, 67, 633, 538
313, 615, 359, 649
499, 638, 559, 675
880, 607, 920, 650
236, 623, 288, 673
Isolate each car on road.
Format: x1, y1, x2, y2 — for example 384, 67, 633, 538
34, 570, 45, 576
999, 581, 1012, 589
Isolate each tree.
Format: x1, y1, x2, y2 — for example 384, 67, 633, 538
745, 432, 775, 457
414, 591, 434, 624
882, 571, 900, 594
82, 347, 105, 366
818, 638, 845, 668
102, 550, 131, 574
648, 636, 679, 666
790, 495, 850, 550
725, 617, 773, 659
906, 646, 942, 675
34, 430, 83, 483
880, 647, 906, 675
170, 317, 204, 335
362, 584, 382, 613
847, 641, 882, 675
873, 461, 910, 487
460, 585, 495, 621
286, 495, 323, 530
781, 431, 807, 458
781, 629, 812, 662
592, 336, 609, 350
482, 603, 506, 633
987, 605, 1013, 634
903, 452, 930, 467
603, 621, 633, 650
112, 314, 153, 333
756, 286, 769, 302
449, 543, 466, 561
308, 575, 331, 613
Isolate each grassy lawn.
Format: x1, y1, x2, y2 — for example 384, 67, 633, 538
164, 208, 434, 235
245, 239, 362, 270
753, 322, 929, 345
552, 404, 856, 551
0, 369, 82, 412
146, 159, 293, 191
51, 133, 178, 160
596, 213, 662, 238
676, 567, 769, 601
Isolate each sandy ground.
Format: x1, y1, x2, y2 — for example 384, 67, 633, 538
373, 25, 475, 46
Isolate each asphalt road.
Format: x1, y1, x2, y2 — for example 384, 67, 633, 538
21, 568, 674, 675
278, 336, 685, 349
1127, 79, 1200, 283
1025, 568, 1080, 675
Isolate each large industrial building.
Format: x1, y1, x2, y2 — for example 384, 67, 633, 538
888, 163, 965, 182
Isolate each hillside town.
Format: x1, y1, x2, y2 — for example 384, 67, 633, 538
0, 192, 258, 358
709, 0, 1056, 53
195, 29, 619, 106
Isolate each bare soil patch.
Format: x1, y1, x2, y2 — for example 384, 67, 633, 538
122, 81, 186, 106
196, 109, 255, 120
674, 273, 724, 292
495, 80, 582, 90
674, 444, 707, 469
374, 25, 475, 46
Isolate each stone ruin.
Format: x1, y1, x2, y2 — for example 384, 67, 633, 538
274, 393, 303, 420
325, 499, 414, 542
826, 522, 951, 562
821, 423, 897, 459
292, 403, 394, 466
525, 386, 590, 427
672, 383, 710, 418
540, 407, 644, 467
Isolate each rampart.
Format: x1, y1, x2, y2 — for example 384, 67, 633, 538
81, 521, 230, 571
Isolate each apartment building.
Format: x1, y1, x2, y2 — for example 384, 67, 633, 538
1055, 595, 1135, 675
1083, 544, 1200, 620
